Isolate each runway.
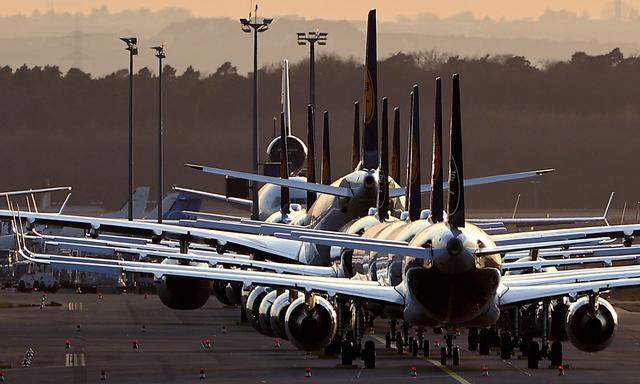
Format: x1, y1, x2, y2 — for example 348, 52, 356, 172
1, 289, 639, 383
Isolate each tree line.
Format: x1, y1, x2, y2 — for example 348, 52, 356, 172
0, 48, 637, 214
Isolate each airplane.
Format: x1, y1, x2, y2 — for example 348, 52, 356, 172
9, 11, 640, 370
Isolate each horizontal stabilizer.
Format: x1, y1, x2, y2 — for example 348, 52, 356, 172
186, 164, 353, 198
388, 168, 555, 198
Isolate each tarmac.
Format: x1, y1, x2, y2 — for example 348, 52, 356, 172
1, 289, 639, 383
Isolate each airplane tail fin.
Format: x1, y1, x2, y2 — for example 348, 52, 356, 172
113, 187, 149, 219
352, 101, 361, 170
306, 105, 317, 206
280, 111, 291, 215
408, 85, 421, 221
377, 97, 390, 221
391, 107, 401, 182
281, 59, 292, 135
448, 74, 465, 228
361, 9, 379, 170
430, 77, 444, 223
321, 111, 331, 185
147, 191, 203, 220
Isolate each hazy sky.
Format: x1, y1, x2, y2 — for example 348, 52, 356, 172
0, 0, 623, 20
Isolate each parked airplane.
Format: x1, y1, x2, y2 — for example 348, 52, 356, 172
9, 12, 640, 369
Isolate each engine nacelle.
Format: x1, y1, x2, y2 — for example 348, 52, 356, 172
245, 286, 273, 334
566, 296, 617, 352
284, 295, 337, 351
257, 290, 280, 337
269, 290, 303, 340
212, 280, 232, 306
224, 282, 243, 306
157, 261, 211, 310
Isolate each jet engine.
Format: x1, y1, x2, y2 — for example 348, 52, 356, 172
157, 261, 211, 310
284, 295, 337, 351
212, 280, 232, 306
566, 296, 617, 352
257, 290, 280, 337
245, 286, 273, 334
269, 290, 303, 339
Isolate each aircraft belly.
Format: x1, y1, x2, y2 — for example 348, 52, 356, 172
404, 266, 500, 326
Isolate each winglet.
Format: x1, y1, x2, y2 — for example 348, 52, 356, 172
430, 77, 444, 223
185, 163, 204, 171
408, 85, 421, 222
603, 192, 614, 226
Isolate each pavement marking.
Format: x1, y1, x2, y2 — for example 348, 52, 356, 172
65, 353, 85, 367
501, 359, 532, 376
67, 302, 83, 311
426, 359, 472, 384
370, 334, 472, 384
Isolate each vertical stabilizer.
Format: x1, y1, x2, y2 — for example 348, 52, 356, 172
280, 112, 290, 215
408, 85, 421, 221
281, 59, 292, 135
321, 111, 332, 185
306, 105, 317, 207
391, 107, 401, 181
378, 97, 390, 221
352, 101, 361, 170
361, 9, 379, 170
448, 74, 465, 228
430, 77, 444, 223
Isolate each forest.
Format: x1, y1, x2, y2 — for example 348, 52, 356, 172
0, 48, 637, 213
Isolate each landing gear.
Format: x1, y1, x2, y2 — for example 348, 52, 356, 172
385, 332, 391, 349
389, 319, 397, 341
527, 341, 540, 369
452, 346, 460, 366
500, 331, 512, 359
362, 340, 376, 368
411, 338, 418, 357
479, 328, 490, 355
396, 333, 404, 354
468, 328, 478, 351
423, 339, 430, 358
549, 340, 563, 367
440, 346, 447, 365
445, 334, 454, 358
341, 337, 354, 366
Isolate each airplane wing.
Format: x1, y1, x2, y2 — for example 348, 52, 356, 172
499, 274, 640, 306
18, 247, 404, 305
185, 164, 353, 198
388, 168, 555, 198
492, 224, 640, 246
502, 254, 640, 271
1, 210, 305, 261
173, 187, 252, 210
40, 238, 341, 278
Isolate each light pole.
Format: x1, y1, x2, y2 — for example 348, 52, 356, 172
296, 31, 328, 110
120, 37, 138, 221
151, 45, 165, 224
240, 13, 273, 221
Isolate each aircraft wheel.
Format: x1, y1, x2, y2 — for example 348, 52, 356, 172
468, 328, 478, 351
549, 341, 563, 367
341, 339, 354, 366
440, 346, 447, 366
527, 341, 540, 369
396, 334, 404, 354
363, 340, 376, 368
479, 329, 490, 355
452, 346, 460, 366
385, 332, 391, 349
411, 338, 418, 357
423, 339, 430, 358
500, 332, 512, 359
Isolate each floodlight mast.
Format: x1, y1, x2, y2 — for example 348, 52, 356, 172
152, 45, 166, 224
297, 31, 328, 111
120, 37, 138, 221
297, 31, 327, 206
240, 13, 273, 220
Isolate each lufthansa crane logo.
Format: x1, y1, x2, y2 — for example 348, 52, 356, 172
364, 69, 374, 124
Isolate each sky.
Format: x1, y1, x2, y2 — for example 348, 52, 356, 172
0, 0, 624, 20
